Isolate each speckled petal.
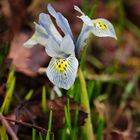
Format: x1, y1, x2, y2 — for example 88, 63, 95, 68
92, 18, 117, 39
46, 55, 78, 89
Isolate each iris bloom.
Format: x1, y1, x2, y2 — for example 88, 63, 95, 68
24, 4, 78, 89
24, 4, 117, 90
74, 6, 117, 52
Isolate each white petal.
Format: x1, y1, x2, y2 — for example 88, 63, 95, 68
44, 36, 60, 57
74, 6, 117, 39
45, 35, 75, 57
47, 4, 73, 39
39, 13, 62, 43
92, 18, 117, 39
23, 34, 37, 48
47, 4, 57, 18
24, 22, 48, 48
60, 35, 75, 55
74, 5, 93, 26
78, 15, 93, 26
74, 5, 85, 15
34, 22, 48, 46
46, 55, 78, 90
76, 24, 92, 52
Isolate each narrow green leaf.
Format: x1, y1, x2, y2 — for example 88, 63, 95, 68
0, 124, 8, 140
61, 126, 67, 140
1, 76, 16, 114
52, 134, 55, 140
42, 86, 47, 113
48, 110, 53, 130
6, 68, 15, 85
46, 110, 53, 140
64, 99, 72, 133
25, 89, 34, 101
32, 128, 36, 140
71, 108, 79, 140
39, 132, 43, 140
78, 68, 95, 140
87, 81, 94, 101
96, 116, 104, 140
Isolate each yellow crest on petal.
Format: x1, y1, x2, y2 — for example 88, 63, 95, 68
93, 21, 108, 30
54, 58, 70, 74
31, 34, 36, 40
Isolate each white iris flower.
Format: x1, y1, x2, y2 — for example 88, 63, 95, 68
74, 6, 117, 52
24, 4, 78, 90
24, 4, 117, 90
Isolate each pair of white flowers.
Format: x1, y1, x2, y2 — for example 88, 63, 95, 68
24, 4, 117, 90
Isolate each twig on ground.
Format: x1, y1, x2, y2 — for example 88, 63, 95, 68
0, 114, 19, 140
3, 116, 53, 135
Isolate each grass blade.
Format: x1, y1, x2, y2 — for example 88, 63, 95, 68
42, 86, 47, 113
1, 69, 16, 114
39, 132, 43, 140
64, 99, 71, 132
0, 124, 8, 140
25, 89, 34, 101
96, 116, 104, 140
78, 68, 94, 140
32, 128, 36, 140
46, 110, 53, 140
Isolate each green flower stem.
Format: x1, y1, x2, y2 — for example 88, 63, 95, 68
78, 68, 94, 140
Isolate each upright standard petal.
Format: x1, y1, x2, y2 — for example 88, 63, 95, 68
47, 4, 74, 39
46, 55, 78, 89
44, 36, 61, 57
45, 35, 75, 58
92, 18, 117, 39
39, 13, 62, 43
60, 35, 75, 55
